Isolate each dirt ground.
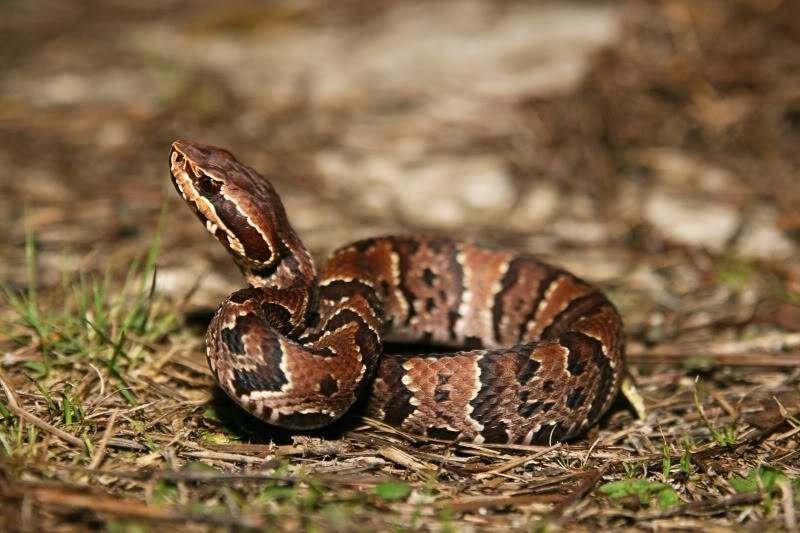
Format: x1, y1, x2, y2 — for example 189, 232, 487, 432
1, 0, 799, 531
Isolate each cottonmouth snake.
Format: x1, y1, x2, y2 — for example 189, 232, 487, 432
170, 140, 625, 444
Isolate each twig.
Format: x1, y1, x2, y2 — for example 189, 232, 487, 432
548, 465, 609, 521
180, 450, 279, 465
377, 446, 437, 475
778, 478, 797, 531
88, 363, 106, 397
105, 437, 148, 451
447, 492, 562, 512
89, 410, 118, 470
475, 444, 560, 479
0, 368, 84, 448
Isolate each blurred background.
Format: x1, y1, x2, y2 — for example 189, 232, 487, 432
2, 0, 799, 333
2, 2, 800, 529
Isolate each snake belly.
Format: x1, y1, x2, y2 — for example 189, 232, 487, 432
169, 140, 625, 444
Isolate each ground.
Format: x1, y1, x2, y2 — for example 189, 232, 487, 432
1, 0, 799, 531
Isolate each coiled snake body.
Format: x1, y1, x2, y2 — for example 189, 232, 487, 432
170, 140, 624, 444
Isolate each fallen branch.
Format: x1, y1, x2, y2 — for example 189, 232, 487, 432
628, 332, 800, 367
1, 481, 263, 528
627, 351, 800, 367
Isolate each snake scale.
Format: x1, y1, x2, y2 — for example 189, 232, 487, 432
169, 140, 625, 444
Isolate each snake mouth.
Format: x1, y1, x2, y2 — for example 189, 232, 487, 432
169, 144, 236, 246
169, 144, 196, 200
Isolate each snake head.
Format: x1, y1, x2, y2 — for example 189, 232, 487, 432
169, 140, 315, 288
170, 140, 227, 201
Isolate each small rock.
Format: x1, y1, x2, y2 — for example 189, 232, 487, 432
736, 206, 795, 260
37, 73, 88, 106
634, 148, 739, 195
645, 191, 739, 252
393, 156, 515, 228
95, 120, 131, 149
555, 252, 627, 281
509, 184, 559, 229
552, 219, 609, 245
156, 265, 233, 307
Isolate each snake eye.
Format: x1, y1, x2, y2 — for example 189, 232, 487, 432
195, 171, 223, 197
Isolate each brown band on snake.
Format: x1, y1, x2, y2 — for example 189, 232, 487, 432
170, 139, 625, 443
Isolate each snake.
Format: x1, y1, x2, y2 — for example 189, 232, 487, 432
169, 140, 625, 444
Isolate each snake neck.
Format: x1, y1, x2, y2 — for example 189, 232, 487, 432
240, 231, 317, 293
241, 235, 320, 337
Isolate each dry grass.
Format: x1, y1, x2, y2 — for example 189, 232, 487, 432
1, 0, 799, 531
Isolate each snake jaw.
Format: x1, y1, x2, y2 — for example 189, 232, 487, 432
170, 143, 247, 261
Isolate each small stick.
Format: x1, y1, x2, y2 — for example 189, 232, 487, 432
778, 479, 797, 531
548, 465, 609, 520
180, 450, 278, 465
475, 444, 560, 479
0, 368, 84, 448
89, 410, 118, 470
